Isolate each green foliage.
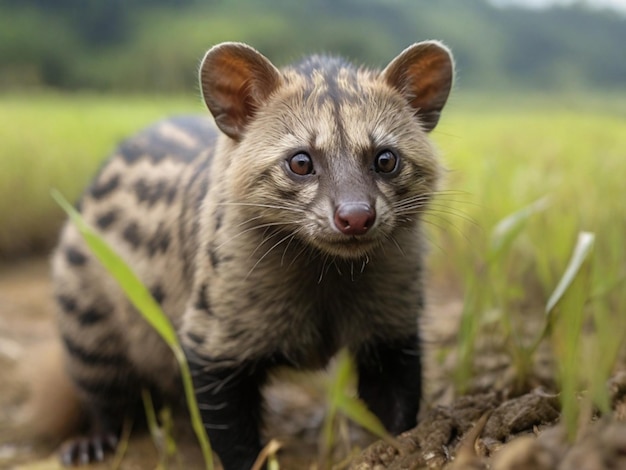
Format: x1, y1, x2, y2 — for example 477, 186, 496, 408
454, 198, 550, 393
438, 98, 626, 436
488, 197, 550, 264
429, 99, 626, 303
0, 0, 625, 92
142, 389, 180, 468
588, 278, 626, 414
544, 232, 595, 441
52, 191, 214, 470
320, 349, 400, 466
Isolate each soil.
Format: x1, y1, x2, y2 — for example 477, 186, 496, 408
1, 259, 625, 470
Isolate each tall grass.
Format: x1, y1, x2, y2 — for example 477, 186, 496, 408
429, 99, 626, 332
429, 97, 626, 437
431, 100, 626, 293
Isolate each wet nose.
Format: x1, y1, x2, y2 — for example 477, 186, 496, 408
334, 203, 376, 235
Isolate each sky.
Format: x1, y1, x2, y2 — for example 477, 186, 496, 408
490, 0, 626, 12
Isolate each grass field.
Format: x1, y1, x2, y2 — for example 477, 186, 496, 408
429, 93, 626, 431
1, 91, 625, 445
432, 93, 626, 296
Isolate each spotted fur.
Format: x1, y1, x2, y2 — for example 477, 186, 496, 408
52, 42, 454, 469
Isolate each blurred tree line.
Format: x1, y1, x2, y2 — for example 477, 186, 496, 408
0, 0, 624, 92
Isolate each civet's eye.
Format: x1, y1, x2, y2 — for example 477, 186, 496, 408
288, 152, 314, 176
374, 150, 398, 174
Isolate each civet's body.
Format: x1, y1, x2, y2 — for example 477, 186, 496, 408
52, 42, 453, 469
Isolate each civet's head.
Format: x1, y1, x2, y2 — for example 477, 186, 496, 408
200, 42, 453, 259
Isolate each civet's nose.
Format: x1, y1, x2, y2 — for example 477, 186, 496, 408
334, 203, 376, 235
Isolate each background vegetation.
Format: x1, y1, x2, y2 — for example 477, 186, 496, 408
1, 0, 625, 93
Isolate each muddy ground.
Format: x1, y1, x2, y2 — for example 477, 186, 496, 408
1, 259, 625, 469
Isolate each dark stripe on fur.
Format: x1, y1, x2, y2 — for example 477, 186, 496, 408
147, 223, 171, 257
95, 209, 118, 230
208, 245, 220, 269
73, 375, 137, 401
150, 284, 166, 305
77, 307, 108, 326
56, 294, 77, 313
165, 185, 178, 205
62, 334, 127, 367
90, 174, 120, 199
119, 141, 144, 165
65, 246, 87, 266
134, 179, 168, 206
186, 331, 205, 346
122, 221, 142, 248
194, 283, 210, 312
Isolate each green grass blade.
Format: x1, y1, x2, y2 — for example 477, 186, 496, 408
545, 231, 595, 441
331, 349, 357, 393
588, 300, 625, 414
454, 283, 480, 393
141, 389, 160, 450
52, 189, 214, 470
327, 350, 401, 450
455, 199, 549, 393
320, 349, 353, 466
336, 396, 401, 448
545, 232, 595, 315
530, 231, 596, 352
488, 196, 550, 263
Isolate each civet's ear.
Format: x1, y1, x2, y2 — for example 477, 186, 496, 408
382, 41, 454, 132
199, 42, 282, 141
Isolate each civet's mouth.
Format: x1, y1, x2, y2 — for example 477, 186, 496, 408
315, 232, 382, 259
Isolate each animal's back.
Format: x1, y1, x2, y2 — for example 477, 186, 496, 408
52, 115, 217, 406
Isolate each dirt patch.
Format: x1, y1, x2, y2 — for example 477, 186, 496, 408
350, 390, 561, 469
